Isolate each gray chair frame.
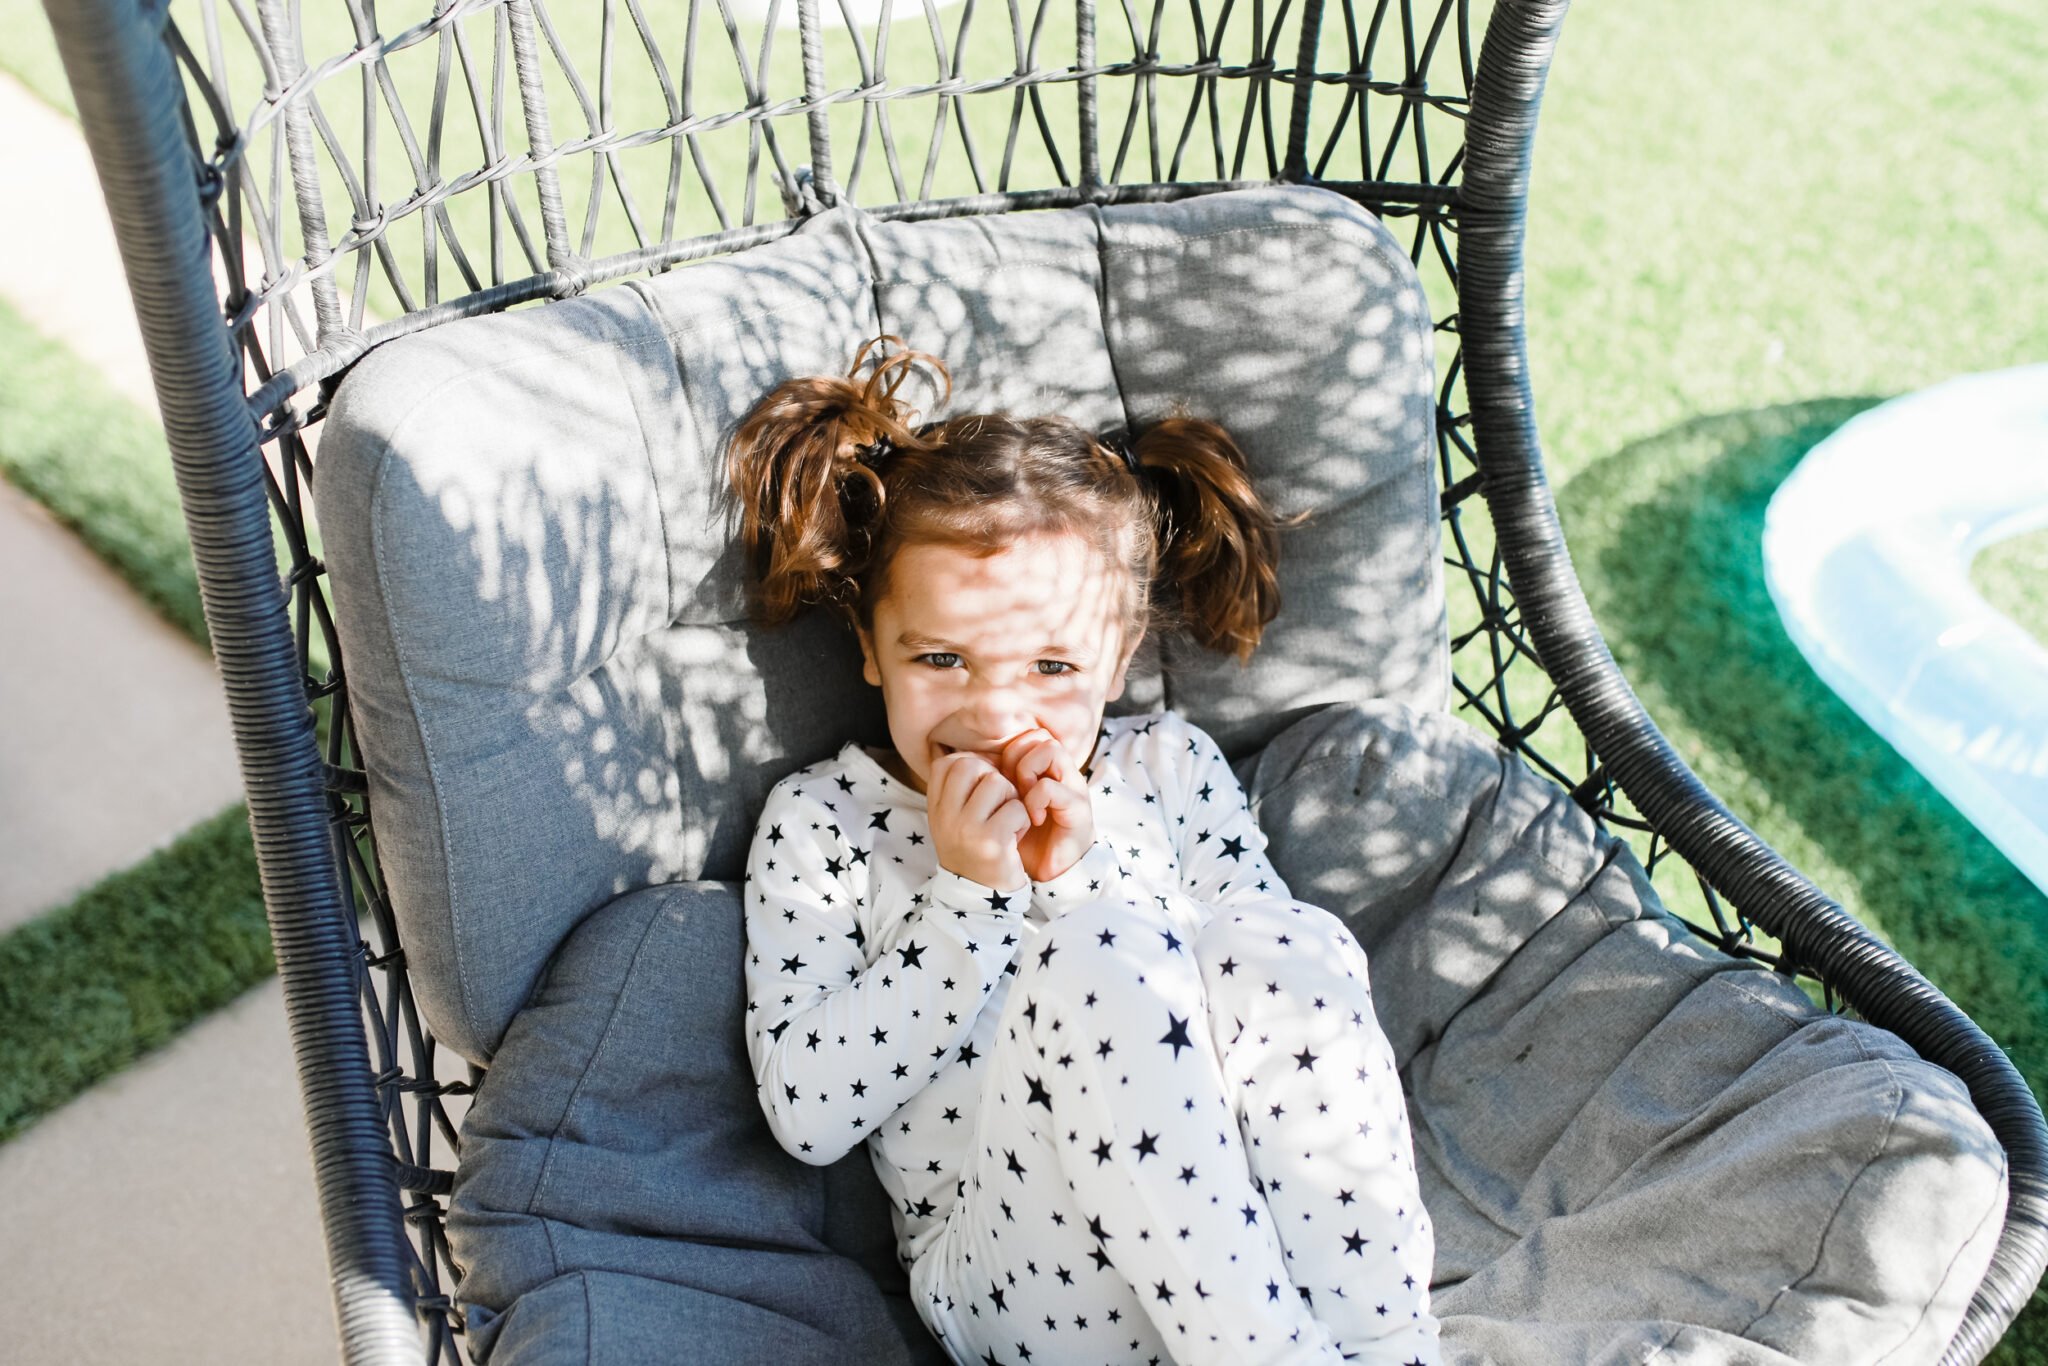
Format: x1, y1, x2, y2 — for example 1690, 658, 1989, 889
38, 0, 2045, 1360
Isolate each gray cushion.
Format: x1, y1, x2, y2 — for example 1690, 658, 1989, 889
314, 185, 1445, 1064
448, 882, 945, 1366
451, 701, 2003, 1366
1244, 702, 2008, 1365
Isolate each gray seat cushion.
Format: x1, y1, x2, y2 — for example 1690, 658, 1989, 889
313, 185, 1446, 1065
1247, 702, 2008, 1365
449, 882, 942, 1365
451, 701, 2005, 1365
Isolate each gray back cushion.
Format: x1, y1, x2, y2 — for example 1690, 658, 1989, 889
314, 185, 1447, 1062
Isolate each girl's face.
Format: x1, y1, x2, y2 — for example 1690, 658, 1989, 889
856, 533, 1140, 796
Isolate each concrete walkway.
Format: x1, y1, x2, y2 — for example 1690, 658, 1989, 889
0, 68, 343, 1364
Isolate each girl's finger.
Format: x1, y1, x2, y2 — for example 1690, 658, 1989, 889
927, 751, 960, 813
1028, 775, 1081, 826
1001, 730, 1057, 787
994, 797, 1030, 841
963, 767, 1019, 822
1023, 779, 1052, 826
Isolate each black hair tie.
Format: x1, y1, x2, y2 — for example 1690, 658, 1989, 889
1101, 428, 1143, 479
853, 435, 896, 471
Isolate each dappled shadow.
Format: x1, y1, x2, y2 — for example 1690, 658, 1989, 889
312, 185, 1450, 1069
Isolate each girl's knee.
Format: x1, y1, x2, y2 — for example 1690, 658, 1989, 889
1194, 898, 1369, 977
1020, 898, 1204, 1005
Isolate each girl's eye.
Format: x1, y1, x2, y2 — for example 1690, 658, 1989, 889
1035, 660, 1075, 676
917, 652, 961, 669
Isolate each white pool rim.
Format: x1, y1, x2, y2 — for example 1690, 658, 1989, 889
1762, 363, 2048, 897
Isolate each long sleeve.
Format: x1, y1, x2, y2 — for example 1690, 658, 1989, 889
743, 778, 1029, 1166
1169, 713, 1292, 907
1028, 837, 1128, 917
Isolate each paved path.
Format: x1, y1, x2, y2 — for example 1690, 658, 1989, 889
0, 68, 343, 1364
0, 476, 243, 932
0, 70, 243, 930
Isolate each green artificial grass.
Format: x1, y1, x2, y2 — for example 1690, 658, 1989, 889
0, 294, 206, 646
1558, 400, 2048, 1361
1974, 529, 2048, 646
0, 805, 270, 1144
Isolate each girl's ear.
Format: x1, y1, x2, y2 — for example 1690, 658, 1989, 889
857, 626, 883, 688
1106, 626, 1144, 702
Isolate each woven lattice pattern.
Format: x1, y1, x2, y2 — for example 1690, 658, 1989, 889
150, 0, 1818, 1354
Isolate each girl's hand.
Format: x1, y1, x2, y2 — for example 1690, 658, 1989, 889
999, 729, 1095, 883
928, 750, 1030, 891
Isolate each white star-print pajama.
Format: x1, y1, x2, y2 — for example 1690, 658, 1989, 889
744, 710, 1440, 1366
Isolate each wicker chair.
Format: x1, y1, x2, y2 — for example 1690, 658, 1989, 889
38, 0, 2045, 1361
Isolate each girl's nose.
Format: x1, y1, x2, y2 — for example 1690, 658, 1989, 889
954, 696, 1036, 750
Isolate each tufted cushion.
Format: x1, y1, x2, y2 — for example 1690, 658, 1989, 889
314, 185, 1444, 1063
448, 881, 945, 1365
450, 701, 2003, 1365
1245, 703, 2008, 1365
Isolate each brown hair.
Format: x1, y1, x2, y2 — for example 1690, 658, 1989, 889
723, 336, 1304, 663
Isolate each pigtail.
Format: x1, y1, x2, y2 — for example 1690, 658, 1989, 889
725, 337, 950, 624
1133, 417, 1305, 663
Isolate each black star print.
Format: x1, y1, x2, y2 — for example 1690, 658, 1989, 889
1153, 1281, 1175, 1305
1343, 1229, 1368, 1255
1091, 1138, 1114, 1165
1219, 835, 1247, 861
957, 1041, 980, 1067
1218, 956, 1237, 974
868, 809, 890, 831
1293, 1047, 1319, 1071
1024, 1074, 1053, 1110
1131, 1131, 1160, 1160
1160, 928, 1183, 953
779, 955, 805, 975
766, 823, 784, 844
985, 890, 1011, 912
897, 940, 927, 969
1038, 941, 1057, 968
1096, 927, 1116, 947
1159, 1011, 1194, 1059
1005, 1150, 1028, 1180
871, 1027, 889, 1045
835, 775, 855, 793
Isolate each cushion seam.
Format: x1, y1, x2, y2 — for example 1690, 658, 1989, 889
528, 892, 679, 1216
1870, 1142, 2009, 1364
1738, 1027, 1899, 1344
1564, 960, 1804, 1212
1100, 219, 1381, 256
614, 293, 676, 628
367, 436, 482, 1053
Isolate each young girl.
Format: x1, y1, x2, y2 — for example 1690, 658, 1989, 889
728, 338, 1440, 1366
